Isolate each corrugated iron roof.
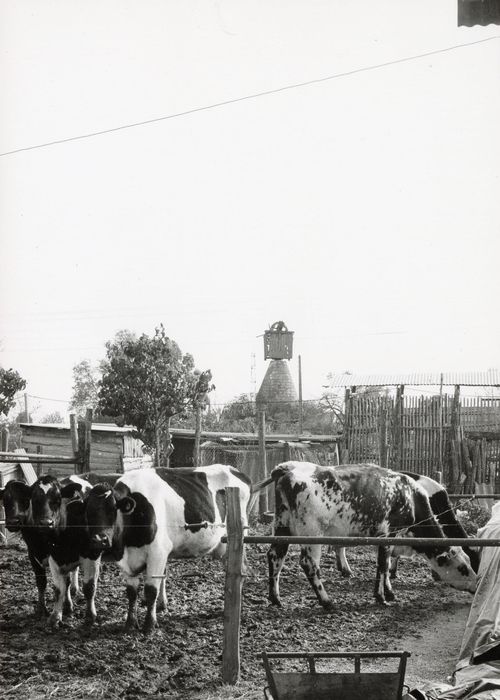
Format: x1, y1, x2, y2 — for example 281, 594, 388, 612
458, 0, 500, 26
19, 422, 136, 434
327, 369, 500, 387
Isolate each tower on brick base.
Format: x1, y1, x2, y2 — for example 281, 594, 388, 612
256, 321, 297, 410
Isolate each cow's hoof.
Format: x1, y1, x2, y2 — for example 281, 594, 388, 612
84, 614, 97, 627
48, 614, 62, 629
374, 596, 389, 606
341, 570, 352, 579
384, 590, 395, 602
321, 601, 335, 612
125, 617, 139, 632
142, 619, 157, 635
268, 598, 283, 608
35, 605, 50, 619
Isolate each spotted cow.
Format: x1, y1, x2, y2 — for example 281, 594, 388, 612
84, 465, 251, 633
264, 462, 477, 609
334, 470, 481, 579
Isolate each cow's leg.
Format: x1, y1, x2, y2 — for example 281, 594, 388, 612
212, 539, 249, 575
335, 547, 353, 578
28, 550, 49, 618
300, 545, 332, 609
268, 540, 289, 607
374, 546, 394, 605
81, 557, 101, 626
389, 553, 400, 579
62, 574, 74, 616
143, 554, 169, 634
70, 568, 81, 597
156, 568, 167, 613
125, 576, 141, 632
48, 558, 68, 628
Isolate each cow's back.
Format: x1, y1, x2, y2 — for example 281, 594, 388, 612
114, 466, 247, 559
272, 462, 415, 537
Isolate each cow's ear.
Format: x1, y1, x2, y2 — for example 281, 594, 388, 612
66, 499, 85, 517
116, 496, 136, 514
19, 483, 33, 499
61, 483, 83, 500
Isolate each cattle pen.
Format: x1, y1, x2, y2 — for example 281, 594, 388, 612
221, 487, 500, 687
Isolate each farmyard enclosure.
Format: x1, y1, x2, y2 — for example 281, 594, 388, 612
0, 523, 481, 700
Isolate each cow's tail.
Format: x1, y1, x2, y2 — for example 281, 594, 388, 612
248, 475, 274, 513
248, 464, 294, 513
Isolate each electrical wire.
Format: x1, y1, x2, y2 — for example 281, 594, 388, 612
0, 36, 498, 158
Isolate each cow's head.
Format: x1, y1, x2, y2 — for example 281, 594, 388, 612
84, 483, 135, 552
31, 476, 84, 531
428, 546, 477, 593
0, 481, 32, 531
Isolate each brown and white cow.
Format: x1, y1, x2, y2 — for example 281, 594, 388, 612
263, 462, 477, 609
85, 465, 251, 633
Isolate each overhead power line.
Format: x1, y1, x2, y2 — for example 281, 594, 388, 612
0, 36, 498, 158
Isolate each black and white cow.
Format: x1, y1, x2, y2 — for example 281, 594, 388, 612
29, 473, 122, 628
264, 462, 477, 609
0, 480, 52, 618
0, 473, 95, 619
85, 465, 251, 633
334, 470, 481, 579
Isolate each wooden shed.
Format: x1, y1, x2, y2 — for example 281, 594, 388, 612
19, 422, 150, 477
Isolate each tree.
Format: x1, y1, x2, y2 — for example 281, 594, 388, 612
0, 367, 26, 417
69, 360, 100, 418
203, 393, 257, 433
98, 325, 199, 465
41, 411, 65, 424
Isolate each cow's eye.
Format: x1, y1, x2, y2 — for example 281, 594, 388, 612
436, 553, 449, 566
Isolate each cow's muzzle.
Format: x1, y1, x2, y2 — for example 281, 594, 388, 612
90, 533, 111, 551
38, 518, 55, 529
5, 518, 23, 532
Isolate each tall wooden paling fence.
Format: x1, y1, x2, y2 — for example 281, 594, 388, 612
341, 391, 500, 491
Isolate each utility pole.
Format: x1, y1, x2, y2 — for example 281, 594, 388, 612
24, 392, 30, 423
298, 355, 303, 435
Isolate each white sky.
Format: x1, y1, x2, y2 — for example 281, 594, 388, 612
1, 1, 499, 416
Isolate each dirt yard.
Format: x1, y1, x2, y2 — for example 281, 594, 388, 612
0, 532, 474, 700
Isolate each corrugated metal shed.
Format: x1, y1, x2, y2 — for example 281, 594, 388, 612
328, 369, 500, 387
458, 0, 500, 26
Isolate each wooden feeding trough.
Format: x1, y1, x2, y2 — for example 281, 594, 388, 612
262, 650, 410, 700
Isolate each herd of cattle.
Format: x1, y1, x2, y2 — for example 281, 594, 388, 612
0, 462, 479, 633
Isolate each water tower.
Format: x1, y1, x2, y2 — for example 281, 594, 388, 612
256, 321, 298, 408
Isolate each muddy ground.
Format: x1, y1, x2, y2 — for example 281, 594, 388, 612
0, 532, 473, 700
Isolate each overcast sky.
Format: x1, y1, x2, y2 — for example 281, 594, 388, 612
1, 1, 499, 417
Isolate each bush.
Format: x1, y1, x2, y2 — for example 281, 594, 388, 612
456, 500, 491, 536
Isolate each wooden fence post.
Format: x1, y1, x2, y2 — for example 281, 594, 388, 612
391, 386, 404, 469
36, 445, 43, 478
342, 389, 351, 463
70, 414, 79, 458
77, 408, 93, 474
1, 427, 9, 452
379, 405, 389, 469
193, 404, 202, 468
450, 386, 462, 492
222, 487, 244, 685
258, 409, 268, 517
